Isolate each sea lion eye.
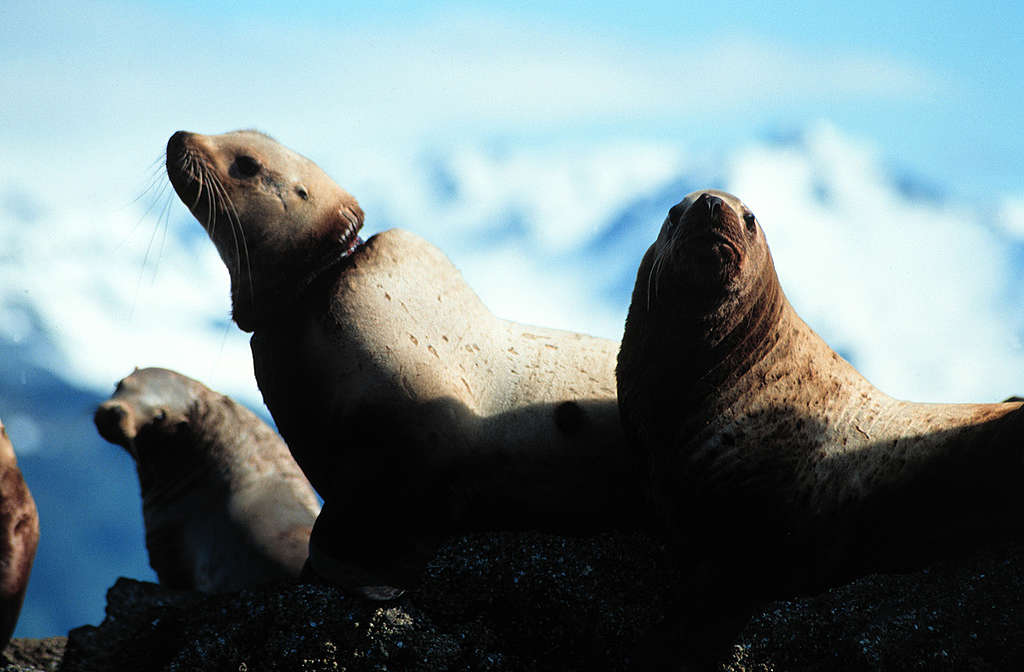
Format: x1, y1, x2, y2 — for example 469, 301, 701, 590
153, 409, 167, 423
743, 212, 757, 233
296, 186, 309, 200
234, 155, 262, 177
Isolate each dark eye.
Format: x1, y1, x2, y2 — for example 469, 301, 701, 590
235, 155, 261, 177
743, 212, 757, 233
153, 409, 166, 423
296, 186, 309, 200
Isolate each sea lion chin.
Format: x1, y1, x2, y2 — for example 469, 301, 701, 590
617, 189, 1024, 666
166, 129, 364, 332
167, 131, 646, 598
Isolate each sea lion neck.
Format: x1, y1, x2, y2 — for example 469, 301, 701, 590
231, 238, 357, 333
647, 250, 786, 401
617, 241, 786, 455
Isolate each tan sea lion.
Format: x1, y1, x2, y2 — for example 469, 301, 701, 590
94, 367, 321, 592
616, 189, 1024, 666
0, 419, 39, 647
165, 130, 644, 596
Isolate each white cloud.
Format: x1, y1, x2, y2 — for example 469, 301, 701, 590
398, 142, 684, 252
729, 122, 1024, 403
0, 189, 259, 407
997, 196, 1024, 239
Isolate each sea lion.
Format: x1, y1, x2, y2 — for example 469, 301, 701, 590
616, 189, 1024, 665
165, 130, 644, 596
94, 367, 321, 592
0, 419, 39, 647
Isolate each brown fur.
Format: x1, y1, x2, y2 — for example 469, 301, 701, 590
166, 131, 646, 596
0, 420, 38, 647
95, 367, 321, 592
617, 189, 1024, 666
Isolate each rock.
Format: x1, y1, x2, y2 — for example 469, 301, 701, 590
56, 533, 1024, 671
1, 637, 65, 672
724, 541, 1024, 672
61, 532, 675, 672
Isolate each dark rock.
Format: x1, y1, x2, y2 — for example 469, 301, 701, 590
61, 532, 674, 672
724, 541, 1024, 672
52, 533, 1024, 671
2, 637, 65, 672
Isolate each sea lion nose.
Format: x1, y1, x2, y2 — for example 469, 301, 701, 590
94, 402, 133, 445
167, 130, 188, 154
702, 193, 723, 221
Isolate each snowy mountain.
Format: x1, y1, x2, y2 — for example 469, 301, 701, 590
1, 123, 1022, 637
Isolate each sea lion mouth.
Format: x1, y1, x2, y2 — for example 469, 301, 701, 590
339, 229, 365, 259
675, 193, 744, 271
679, 232, 741, 265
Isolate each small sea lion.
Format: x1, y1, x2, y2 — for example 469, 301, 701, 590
165, 130, 644, 596
94, 367, 321, 592
616, 189, 1024, 665
0, 419, 39, 647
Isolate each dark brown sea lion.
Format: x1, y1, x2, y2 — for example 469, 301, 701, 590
94, 367, 321, 592
0, 419, 39, 647
616, 189, 1024, 666
165, 130, 644, 596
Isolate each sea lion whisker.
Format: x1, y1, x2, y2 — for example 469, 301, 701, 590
187, 154, 206, 214
131, 160, 170, 210
210, 174, 255, 307
646, 251, 666, 311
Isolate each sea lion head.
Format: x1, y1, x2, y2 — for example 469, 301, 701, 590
95, 367, 231, 506
165, 130, 364, 331
94, 367, 198, 461
644, 190, 770, 312
618, 190, 783, 417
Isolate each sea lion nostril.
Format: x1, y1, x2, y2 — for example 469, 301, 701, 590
704, 194, 723, 220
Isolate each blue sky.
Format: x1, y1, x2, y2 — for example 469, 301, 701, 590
3, 1, 1023, 198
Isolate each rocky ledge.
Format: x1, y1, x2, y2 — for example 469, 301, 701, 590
8, 532, 1024, 671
